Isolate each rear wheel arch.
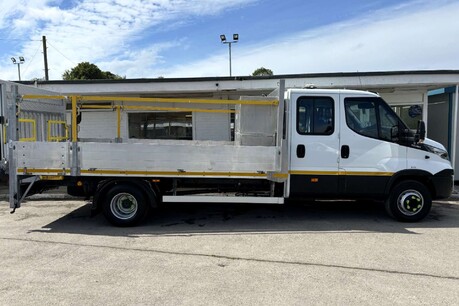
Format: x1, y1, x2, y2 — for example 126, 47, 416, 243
94, 178, 159, 212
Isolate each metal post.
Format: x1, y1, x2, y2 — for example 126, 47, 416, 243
220, 34, 238, 77
116, 105, 122, 143
8, 85, 20, 209
71, 96, 80, 176
228, 42, 232, 77
11, 57, 24, 81
71, 96, 78, 142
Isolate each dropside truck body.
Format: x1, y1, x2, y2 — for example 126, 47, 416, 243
1, 80, 453, 226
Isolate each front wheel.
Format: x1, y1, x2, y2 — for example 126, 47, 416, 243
102, 184, 150, 227
385, 180, 432, 222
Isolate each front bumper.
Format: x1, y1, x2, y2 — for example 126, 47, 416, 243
431, 169, 454, 199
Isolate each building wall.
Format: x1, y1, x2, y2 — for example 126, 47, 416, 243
427, 87, 459, 179
428, 93, 450, 151
76, 104, 231, 142
380, 91, 426, 130
193, 112, 230, 141
452, 90, 459, 179
77, 111, 123, 140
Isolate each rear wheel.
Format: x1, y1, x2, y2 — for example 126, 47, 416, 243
102, 184, 150, 226
385, 180, 432, 222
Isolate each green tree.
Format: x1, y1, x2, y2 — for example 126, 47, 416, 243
62, 62, 124, 80
252, 67, 273, 76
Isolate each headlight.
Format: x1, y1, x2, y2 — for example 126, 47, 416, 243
424, 144, 449, 160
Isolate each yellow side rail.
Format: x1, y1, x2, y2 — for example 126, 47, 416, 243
18, 118, 37, 142
47, 120, 69, 142
20, 94, 279, 143
22, 95, 278, 106
78, 96, 278, 106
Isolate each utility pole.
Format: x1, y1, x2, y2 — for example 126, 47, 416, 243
42, 36, 49, 81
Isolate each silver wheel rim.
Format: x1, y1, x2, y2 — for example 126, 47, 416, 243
110, 193, 138, 220
397, 189, 424, 216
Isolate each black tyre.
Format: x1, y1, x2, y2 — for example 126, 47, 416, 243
102, 184, 150, 227
385, 180, 432, 222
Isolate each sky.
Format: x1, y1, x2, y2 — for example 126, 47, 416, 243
0, 0, 459, 81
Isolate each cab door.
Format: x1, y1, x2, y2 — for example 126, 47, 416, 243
338, 95, 407, 196
288, 92, 340, 197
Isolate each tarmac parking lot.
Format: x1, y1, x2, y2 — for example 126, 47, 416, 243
0, 197, 458, 305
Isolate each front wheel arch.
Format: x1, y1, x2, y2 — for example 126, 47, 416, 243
384, 170, 435, 198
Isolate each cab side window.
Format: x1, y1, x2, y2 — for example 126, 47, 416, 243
297, 97, 334, 135
378, 104, 399, 141
344, 97, 400, 141
344, 100, 378, 138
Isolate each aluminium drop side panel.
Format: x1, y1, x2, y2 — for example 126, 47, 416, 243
77, 141, 277, 177
16, 142, 69, 171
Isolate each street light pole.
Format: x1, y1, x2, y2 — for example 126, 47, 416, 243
11, 57, 25, 81
220, 34, 239, 77
17, 64, 21, 81
228, 42, 232, 76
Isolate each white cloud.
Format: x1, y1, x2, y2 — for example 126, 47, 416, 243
0, 0, 458, 81
0, 0, 256, 80
98, 40, 183, 78
162, 0, 459, 77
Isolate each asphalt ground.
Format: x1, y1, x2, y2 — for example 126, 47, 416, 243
0, 194, 458, 305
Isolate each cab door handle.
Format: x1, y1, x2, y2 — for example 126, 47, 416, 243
297, 144, 305, 158
341, 145, 350, 159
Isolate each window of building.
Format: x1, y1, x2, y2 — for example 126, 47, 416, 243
391, 105, 423, 130
128, 112, 192, 140
296, 97, 334, 135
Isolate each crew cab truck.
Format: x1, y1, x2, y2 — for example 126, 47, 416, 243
2, 80, 453, 226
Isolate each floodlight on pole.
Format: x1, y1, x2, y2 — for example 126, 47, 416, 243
11, 56, 25, 81
220, 33, 239, 77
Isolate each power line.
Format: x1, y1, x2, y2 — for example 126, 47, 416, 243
21, 43, 41, 76
46, 40, 77, 66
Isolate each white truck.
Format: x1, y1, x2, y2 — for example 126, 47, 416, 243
1, 80, 453, 226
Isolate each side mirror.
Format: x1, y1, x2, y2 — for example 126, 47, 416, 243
416, 120, 426, 143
